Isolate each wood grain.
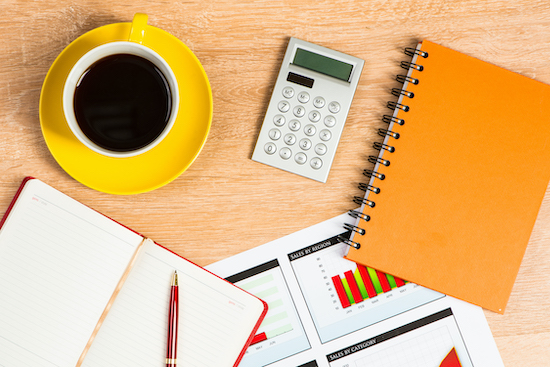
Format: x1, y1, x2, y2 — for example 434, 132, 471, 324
1, 0, 550, 365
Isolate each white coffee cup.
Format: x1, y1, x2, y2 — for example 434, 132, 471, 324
62, 14, 179, 158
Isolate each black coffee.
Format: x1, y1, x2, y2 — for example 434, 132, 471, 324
74, 54, 172, 152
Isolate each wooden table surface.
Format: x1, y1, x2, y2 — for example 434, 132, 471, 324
1, 0, 549, 365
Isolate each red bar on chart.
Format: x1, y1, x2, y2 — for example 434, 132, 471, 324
332, 275, 351, 308
394, 276, 406, 287
357, 265, 377, 298
376, 269, 392, 292
250, 332, 267, 345
344, 270, 363, 304
439, 347, 462, 367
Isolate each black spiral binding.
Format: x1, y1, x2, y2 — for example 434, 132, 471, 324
339, 45, 429, 249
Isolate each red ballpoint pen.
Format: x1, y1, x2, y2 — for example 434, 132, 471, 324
166, 271, 179, 367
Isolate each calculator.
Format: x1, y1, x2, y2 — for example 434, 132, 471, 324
252, 37, 364, 182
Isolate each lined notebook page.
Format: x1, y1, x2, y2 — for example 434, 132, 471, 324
82, 239, 265, 367
0, 179, 143, 367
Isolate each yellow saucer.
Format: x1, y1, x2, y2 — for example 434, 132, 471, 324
40, 21, 212, 195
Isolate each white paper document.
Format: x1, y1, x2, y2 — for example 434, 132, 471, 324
207, 213, 504, 367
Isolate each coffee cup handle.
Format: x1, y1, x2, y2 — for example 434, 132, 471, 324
129, 13, 148, 44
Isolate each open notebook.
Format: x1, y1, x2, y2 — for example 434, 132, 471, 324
0, 178, 267, 367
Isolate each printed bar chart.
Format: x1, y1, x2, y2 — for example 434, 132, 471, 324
224, 259, 310, 367
239, 272, 295, 343
332, 264, 407, 308
289, 233, 444, 343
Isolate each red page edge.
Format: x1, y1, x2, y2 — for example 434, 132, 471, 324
156, 243, 269, 367
0, 176, 35, 229
2, 177, 268, 366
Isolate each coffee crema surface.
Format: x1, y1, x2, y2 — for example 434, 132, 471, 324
73, 53, 172, 152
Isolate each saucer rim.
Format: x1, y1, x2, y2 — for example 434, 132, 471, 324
39, 21, 213, 195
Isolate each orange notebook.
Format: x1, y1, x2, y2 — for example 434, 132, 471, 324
345, 40, 550, 314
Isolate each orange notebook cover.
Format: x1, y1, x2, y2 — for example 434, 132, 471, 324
345, 40, 550, 314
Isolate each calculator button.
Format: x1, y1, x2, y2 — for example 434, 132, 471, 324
289, 119, 301, 131
315, 143, 327, 155
310, 157, 323, 169
304, 125, 316, 136
313, 97, 325, 108
280, 147, 292, 160
299, 138, 312, 151
264, 142, 277, 155
297, 91, 310, 103
268, 129, 281, 140
320, 129, 332, 141
295, 152, 307, 165
278, 101, 290, 112
328, 101, 341, 113
273, 114, 286, 126
324, 115, 336, 127
309, 110, 321, 122
284, 133, 296, 145
282, 87, 295, 99
293, 106, 306, 118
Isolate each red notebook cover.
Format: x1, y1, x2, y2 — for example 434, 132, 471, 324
0, 177, 267, 367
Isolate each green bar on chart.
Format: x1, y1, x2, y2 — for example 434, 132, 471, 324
256, 286, 279, 299
268, 299, 284, 310
345, 271, 363, 304
354, 268, 369, 299
239, 274, 275, 291
386, 274, 397, 289
367, 267, 383, 294
341, 278, 355, 305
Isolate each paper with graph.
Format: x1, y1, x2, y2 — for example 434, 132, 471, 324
207, 213, 504, 367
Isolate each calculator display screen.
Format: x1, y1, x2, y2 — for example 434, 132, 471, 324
293, 48, 353, 82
